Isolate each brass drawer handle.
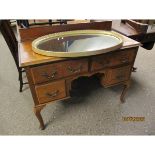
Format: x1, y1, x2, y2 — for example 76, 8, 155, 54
46, 90, 59, 98
116, 75, 125, 80
41, 71, 57, 79
119, 58, 129, 63
67, 65, 82, 73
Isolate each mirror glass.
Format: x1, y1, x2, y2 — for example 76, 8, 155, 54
36, 34, 121, 53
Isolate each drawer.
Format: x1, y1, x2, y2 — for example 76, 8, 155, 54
35, 80, 66, 104
31, 59, 88, 84
103, 65, 132, 86
91, 48, 136, 71
91, 55, 111, 71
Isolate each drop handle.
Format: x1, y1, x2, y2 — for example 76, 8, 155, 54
46, 90, 59, 98
41, 71, 57, 79
67, 65, 82, 73
120, 58, 129, 63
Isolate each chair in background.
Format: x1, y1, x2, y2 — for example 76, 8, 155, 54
0, 20, 28, 92
17, 20, 73, 28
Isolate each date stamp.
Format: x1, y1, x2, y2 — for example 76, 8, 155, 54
122, 117, 145, 122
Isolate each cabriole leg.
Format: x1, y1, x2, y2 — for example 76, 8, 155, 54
120, 81, 130, 103
34, 105, 46, 130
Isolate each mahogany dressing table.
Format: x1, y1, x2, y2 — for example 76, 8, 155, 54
18, 21, 140, 129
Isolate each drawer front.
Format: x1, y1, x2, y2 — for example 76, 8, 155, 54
62, 59, 88, 77
31, 59, 88, 84
103, 65, 132, 86
35, 80, 66, 104
91, 55, 111, 71
91, 48, 136, 71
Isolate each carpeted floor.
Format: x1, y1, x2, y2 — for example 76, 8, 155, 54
0, 30, 155, 135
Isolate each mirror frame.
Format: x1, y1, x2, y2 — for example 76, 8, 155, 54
32, 30, 123, 57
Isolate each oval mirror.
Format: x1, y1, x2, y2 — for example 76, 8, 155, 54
32, 30, 123, 57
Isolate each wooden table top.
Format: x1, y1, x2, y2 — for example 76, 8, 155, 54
19, 31, 140, 67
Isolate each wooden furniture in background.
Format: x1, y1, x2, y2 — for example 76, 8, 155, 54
17, 20, 74, 28
18, 21, 140, 130
112, 20, 155, 50
121, 20, 148, 34
0, 20, 27, 92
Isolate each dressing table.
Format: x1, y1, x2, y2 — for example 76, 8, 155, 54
18, 21, 140, 129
